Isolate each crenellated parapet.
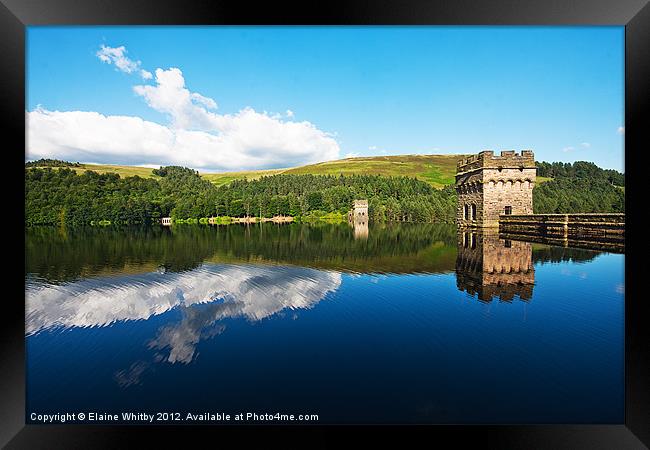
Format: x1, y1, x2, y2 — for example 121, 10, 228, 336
456, 150, 535, 175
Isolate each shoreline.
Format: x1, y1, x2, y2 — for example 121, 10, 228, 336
225, 216, 294, 224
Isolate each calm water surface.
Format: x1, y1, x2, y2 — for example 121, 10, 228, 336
25, 223, 624, 423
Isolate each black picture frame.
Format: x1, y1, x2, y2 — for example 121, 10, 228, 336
3, 0, 648, 448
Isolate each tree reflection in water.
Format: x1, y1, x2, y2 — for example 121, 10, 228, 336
25, 222, 607, 390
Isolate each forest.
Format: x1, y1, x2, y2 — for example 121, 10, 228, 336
25, 158, 82, 168
533, 160, 625, 213
536, 160, 624, 186
25, 166, 456, 226
25, 160, 624, 226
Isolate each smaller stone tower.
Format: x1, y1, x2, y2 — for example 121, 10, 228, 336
456, 150, 536, 228
348, 200, 369, 239
349, 199, 368, 223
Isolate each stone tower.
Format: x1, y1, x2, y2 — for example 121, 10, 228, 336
349, 200, 368, 223
456, 150, 536, 228
348, 200, 369, 239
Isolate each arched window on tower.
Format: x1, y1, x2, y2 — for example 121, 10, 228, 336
471, 204, 477, 220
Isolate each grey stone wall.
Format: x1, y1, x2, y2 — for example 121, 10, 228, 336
499, 213, 625, 251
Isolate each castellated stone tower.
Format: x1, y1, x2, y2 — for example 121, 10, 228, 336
456, 150, 536, 228
349, 199, 368, 224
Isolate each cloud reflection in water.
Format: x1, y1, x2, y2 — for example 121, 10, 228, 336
27, 264, 342, 369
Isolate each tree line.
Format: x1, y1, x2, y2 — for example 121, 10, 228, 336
533, 161, 624, 214
25, 166, 457, 226
25, 160, 625, 226
25, 158, 82, 168
533, 177, 624, 214
536, 160, 624, 186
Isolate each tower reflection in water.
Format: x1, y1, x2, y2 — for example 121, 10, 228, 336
352, 218, 369, 240
456, 231, 534, 302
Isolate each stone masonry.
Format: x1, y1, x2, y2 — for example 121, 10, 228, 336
348, 199, 369, 239
456, 150, 536, 228
348, 199, 368, 224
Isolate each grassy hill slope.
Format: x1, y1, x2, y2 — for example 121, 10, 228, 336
202, 154, 465, 188
201, 168, 286, 186
28, 154, 555, 189
283, 155, 463, 188
29, 163, 160, 179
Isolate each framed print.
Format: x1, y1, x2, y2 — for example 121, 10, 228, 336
2, 0, 649, 448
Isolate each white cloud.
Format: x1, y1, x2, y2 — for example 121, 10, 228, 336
96, 45, 138, 73
27, 58, 340, 171
368, 145, 377, 151
562, 146, 575, 153
617, 126, 625, 135
132, 68, 221, 130
96, 44, 151, 80
285, 109, 294, 118
27, 107, 340, 171
345, 152, 360, 158
580, 142, 590, 148
190, 92, 217, 110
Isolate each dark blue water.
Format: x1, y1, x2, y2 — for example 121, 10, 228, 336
25, 224, 624, 424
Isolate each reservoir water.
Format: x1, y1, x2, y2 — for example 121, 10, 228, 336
25, 223, 624, 423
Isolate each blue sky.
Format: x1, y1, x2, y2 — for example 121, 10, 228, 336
26, 26, 625, 172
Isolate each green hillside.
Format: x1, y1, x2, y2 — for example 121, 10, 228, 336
201, 168, 286, 186
28, 154, 559, 189
29, 155, 467, 188
28, 163, 160, 179
285, 155, 463, 188
202, 154, 465, 188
